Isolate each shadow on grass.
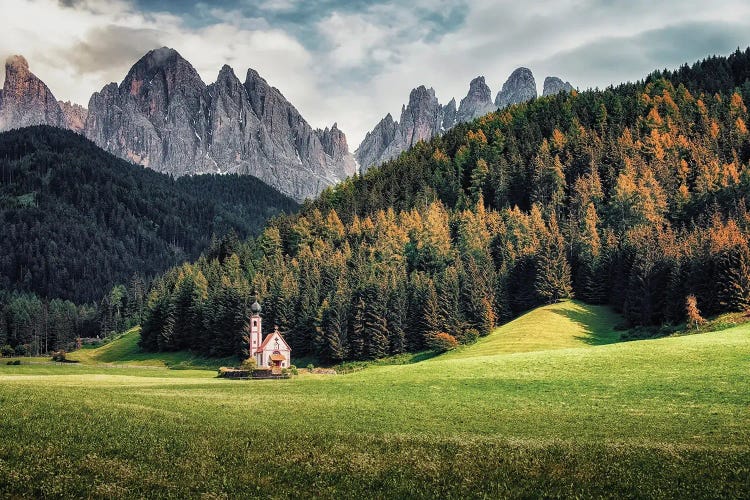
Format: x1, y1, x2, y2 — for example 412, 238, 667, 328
334, 350, 441, 373
549, 303, 621, 346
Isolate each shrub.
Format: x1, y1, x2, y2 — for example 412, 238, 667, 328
289, 365, 299, 376
50, 351, 68, 362
686, 295, 707, 330
306, 363, 314, 371
429, 332, 459, 352
1, 345, 14, 357
15, 344, 30, 357
240, 357, 257, 370
6, 360, 21, 365
50, 351, 65, 362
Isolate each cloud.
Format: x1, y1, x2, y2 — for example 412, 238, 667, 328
2, 0, 750, 149
62, 25, 164, 75
532, 21, 750, 91
0, 0, 315, 110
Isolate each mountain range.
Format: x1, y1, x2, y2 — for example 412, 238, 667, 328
0, 48, 574, 197
354, 68, 573, 172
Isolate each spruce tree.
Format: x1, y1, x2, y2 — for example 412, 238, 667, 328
534, 212, 573, 304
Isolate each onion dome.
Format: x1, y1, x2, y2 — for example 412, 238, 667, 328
250, 300, 262, 314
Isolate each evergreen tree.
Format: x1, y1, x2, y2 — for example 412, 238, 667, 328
534, 212, 573, 304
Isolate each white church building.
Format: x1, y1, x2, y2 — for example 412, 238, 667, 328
247, 300, 291, 374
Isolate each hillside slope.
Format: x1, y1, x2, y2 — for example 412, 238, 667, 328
444, 300, 622, 359
0, 126, 298, 303
67, 328, 236, 370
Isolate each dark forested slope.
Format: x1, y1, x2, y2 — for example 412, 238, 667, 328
0, 126, 298, 303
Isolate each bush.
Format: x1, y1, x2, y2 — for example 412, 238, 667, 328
1, 345, 14, 357
429, 332, 459, 352
15, 344, 30, 357
289, 365, 299, 376
306, 363, 314, 371
6, 360, 21, 365
240, 357, 257, 370
51, 351, 68, 362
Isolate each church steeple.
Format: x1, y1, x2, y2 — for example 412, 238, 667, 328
248, 297, 262, 356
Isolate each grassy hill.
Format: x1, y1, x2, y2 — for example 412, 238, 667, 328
1, 315, 748, 497
66, 327, 237, 370
445, 300, 622, 359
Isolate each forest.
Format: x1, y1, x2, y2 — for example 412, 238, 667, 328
0, 126, 297, 354
137, 49, 750, 362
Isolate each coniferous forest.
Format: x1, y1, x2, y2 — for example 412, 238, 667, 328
0, 126, 297, 354
137, 50, 750, 362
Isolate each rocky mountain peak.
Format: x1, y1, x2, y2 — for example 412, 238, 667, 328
355, 84, 457, 174
495, 67, 537, 109
81, 49, 357, 201
218, 64, 236, 79
543, 76, 574, 96
407, 85, 436, 106
442, 97, 457, 130
400, 85, 442, 145
457, 75, 496, 123
58, 100, 88, 132
354, 112, 400, 173
6, 55, 30, 75
317, 122, 352, 162
122, 47, 204, 100
0, 54, 65, 131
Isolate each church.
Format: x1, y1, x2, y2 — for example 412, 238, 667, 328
247, 300, 291, 374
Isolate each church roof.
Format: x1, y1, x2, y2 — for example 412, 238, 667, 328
255, 330, 291, 354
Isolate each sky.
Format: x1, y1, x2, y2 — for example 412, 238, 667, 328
2, 0, 750, 147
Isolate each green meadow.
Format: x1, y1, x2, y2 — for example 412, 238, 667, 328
1, 302, 748, 498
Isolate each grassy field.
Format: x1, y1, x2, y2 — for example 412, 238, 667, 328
0, 304, 748, 498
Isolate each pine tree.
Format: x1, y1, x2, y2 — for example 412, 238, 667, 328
386, 285, 407, 355
348, 294, 366, 359
460, 256, 494, 336
363, 284, 389, 360
534, 212, 573, 304
318, 297, 346, 362
420, 279, 442, 346
719, 242, 750, 311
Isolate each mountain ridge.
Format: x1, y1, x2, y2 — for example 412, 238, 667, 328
355, 67, 575, 173
0, 48, 357, 202
0, 49, 577, 195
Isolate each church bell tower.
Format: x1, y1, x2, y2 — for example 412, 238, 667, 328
249, 299, 263, 356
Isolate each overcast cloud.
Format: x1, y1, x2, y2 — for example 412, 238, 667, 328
2, 0, 750, 145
